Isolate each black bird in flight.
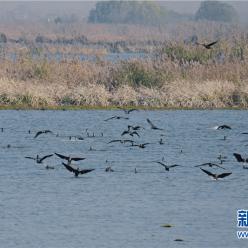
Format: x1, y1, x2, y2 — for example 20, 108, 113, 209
195, 162, 225, 170
55, 153, 86, 162
121, 130, 140, 137
104, 116, 129, 121
146, 118, 164, 130
25, 154, 53, 164
128, 125, 144, 131
233, 153, 248, 163
200, 168, 232, 180
118, 107, 138, 114
62, 162, 94, 177
215, 125, 231, 130
34, 130, 53, 138
155, 161, 181, 171
132, 143, 150, 149
108, 139, 135, 145
196, 40, 218, 49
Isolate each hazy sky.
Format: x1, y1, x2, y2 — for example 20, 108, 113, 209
0, 1, 247, 23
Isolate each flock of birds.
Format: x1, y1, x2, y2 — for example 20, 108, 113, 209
1, 107, 244, 180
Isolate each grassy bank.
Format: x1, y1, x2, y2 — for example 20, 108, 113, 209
0, 38, 248, 109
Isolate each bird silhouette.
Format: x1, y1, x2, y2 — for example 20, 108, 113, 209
195, 162, 225, 170
233, 153, 248, 163
146, 118, 164, 130
34, 130, 53, 138
55, 153, 85, 162
196, 40, 218, 49
118, 107, 138, 114
132, 143, 150, 149
155, 161, 181, 171
25, 154, 53, 164
104, 116, 129, 121
215, 125, 231, 130
200, 168, 232, 180
62, 162, 94, 177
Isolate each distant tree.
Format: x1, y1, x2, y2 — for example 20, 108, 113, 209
88, 1, 188, 26
195, 1, 238, 22
0, 33, 7, 43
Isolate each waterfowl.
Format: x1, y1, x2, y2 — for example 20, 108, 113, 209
195, 162, 225, 170
118, 107, 138, 114
128, 125, 144, 131
34, 130, 53, 138
62, 162, 94, 177
196, 40, 218, 49
121, 130, 140, 137
55, 152, 85, 162
104, 116, 129, 121
108, 139, 135, 145
105, 166, 114, 172
132, 143, 150, 149
146, 118, 164, 130
25, 154, 53, 164
215, 125, 231, 130
233, 153, 248, 169
233, 153, 248, 163
200, 168, 232, 180
155, 161, 181, 171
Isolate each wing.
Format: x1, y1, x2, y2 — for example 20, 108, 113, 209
108, 140, 122, 144
168, 164, 181, 168
123, 140, 135, 144
40, 154, 54, 162
146, 118, 156, 129
25, 156, 35, 160
217, 172, 232, 179
207, 40, 218, 47
156, 161, 166, 168
44, 130, 52, 133
71, 157, 86, 161
132, 131, 140, 137
127, 109, 138, 114
233, 153, 244, 162
62, 162, 75, 172
142, 143, 150, 146
200, 168, 215, 177
121, 131, 128, 136
34, 131, 42, 138
79, 169, 95, 174
104, 116, 115, 121
55, 152, 69, 160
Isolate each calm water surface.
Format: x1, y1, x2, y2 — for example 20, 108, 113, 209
0, 110, 248, 248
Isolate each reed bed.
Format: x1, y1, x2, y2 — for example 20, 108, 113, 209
0, 27, 248, 109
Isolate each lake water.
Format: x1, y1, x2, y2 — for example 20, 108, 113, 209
0, 110, 248, 248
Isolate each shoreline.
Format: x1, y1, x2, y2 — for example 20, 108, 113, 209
0, 105, 245, 111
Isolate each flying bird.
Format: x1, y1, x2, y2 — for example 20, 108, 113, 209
196, 40, 218, 49
200, 168, 232, 180
55, 153, 85, 162
121, 130, 140, 137
215, 125, 231, 130
155, 161, 181, 171
146, 118, 164, 130
128, 125, 144, 131
108, 139, 135, 145
34, 130, 53, 138
62, 162, 94, 177
233, 153, 248, 163
25, 154, 53, 164
195, 162, 225, 170
132, 143, 150, 149
118, 107, 138, 114
104, 116, 129, 121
